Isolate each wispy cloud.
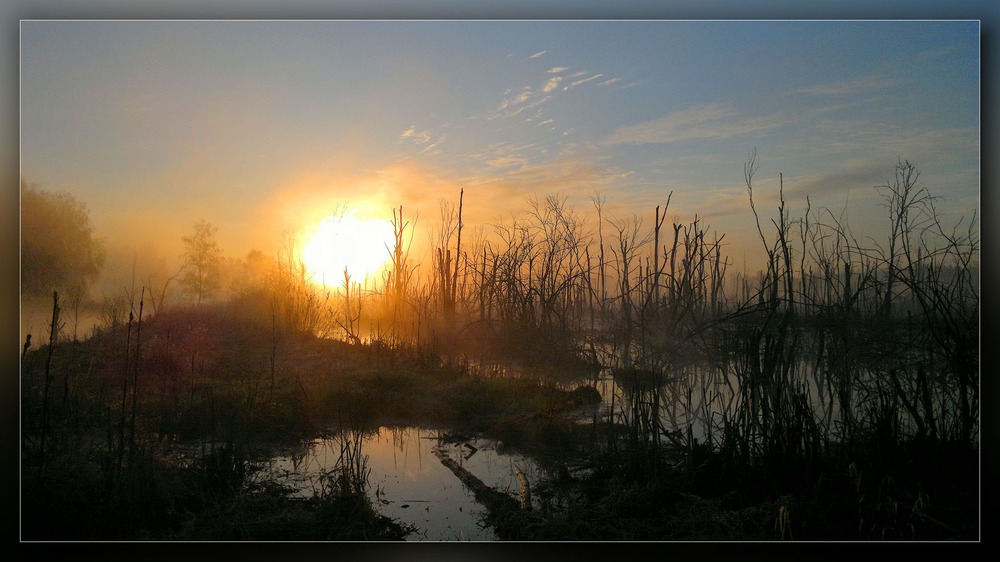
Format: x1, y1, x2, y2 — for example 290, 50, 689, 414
564, 73, 604, 91
779, 162, 891, 203
916, 45, 960, 61
528, 50, 546, 59
486, 155, 529, 168
421, 136, 445, 155
485, 84, 554, 121
400, 125, 444, 155
471, 141, 540, 170
491, 87, 533, 116
689, 185, 756, 221
599, 77, 622, 86
796, 117, 978, 170
463, 156, 626, 212
791, 74, 899, 97
482, 61, 613, 123
400, 125, 431, 144
603, 103, 790, 146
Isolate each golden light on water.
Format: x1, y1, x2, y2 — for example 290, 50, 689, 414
300, 214, 396, 285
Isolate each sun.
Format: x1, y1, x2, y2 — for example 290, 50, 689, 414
300, 214, 396, 286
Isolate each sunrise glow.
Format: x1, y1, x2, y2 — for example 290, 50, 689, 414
300, 214, 396, 285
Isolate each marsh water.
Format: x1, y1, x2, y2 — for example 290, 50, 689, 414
248, 367, 713, 541
250, 354, 936, 541
251, 368, 616, 541
246, 367, 759, 540
257, 426, 546, 541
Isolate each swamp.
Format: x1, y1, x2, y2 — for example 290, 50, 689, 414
20, 159, 980, 542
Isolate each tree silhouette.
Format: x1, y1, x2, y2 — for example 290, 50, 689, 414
180, 219, 223, 305
20, 179, 105, 301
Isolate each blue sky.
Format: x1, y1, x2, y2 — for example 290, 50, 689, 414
19, 19, 980, 272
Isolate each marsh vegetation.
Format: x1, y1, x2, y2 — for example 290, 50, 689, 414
20, 159, 978, 541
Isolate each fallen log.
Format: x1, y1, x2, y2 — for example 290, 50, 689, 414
432, 447, 521, 515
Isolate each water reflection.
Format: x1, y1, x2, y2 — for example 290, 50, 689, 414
260, 426, 542, 541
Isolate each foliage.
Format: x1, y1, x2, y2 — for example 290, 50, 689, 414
20, 178, 105, 300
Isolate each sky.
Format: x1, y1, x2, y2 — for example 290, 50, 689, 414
19, 19, 980, 283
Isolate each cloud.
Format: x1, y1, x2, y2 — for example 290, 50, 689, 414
528, 50, 546, 59
599, 77, 622, 86
564, 73, 604, 90
472, 141, 539, 170
486, 65, 612, 123
461, 149, 625, 213
694, 186, 756, 220
792, 118, 978, 176
493, 88, 533, 114
780, 162, 890, 202
543, 76, 563, 93
604, 103, 791, 146
400, 125, 445, 154
513, 90, 533, 104
916, 45, 960, 61
780, 127, 978, 207
421, 135, 445, 156
486, 155, 529, 169
791, 74, 898, 97
487, 86, 552, 121
400, 125, 431, 144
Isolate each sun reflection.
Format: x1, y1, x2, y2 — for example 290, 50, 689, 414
300, 213, 396, 285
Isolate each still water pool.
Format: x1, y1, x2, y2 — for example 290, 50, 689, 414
258, 426, 542, 541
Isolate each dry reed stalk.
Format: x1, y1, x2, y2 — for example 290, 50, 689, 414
39, 290, 60, 466
514, 464, 532, 510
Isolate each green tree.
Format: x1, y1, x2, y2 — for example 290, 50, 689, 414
20, 179, 105, 301
180, 219, 223, 305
